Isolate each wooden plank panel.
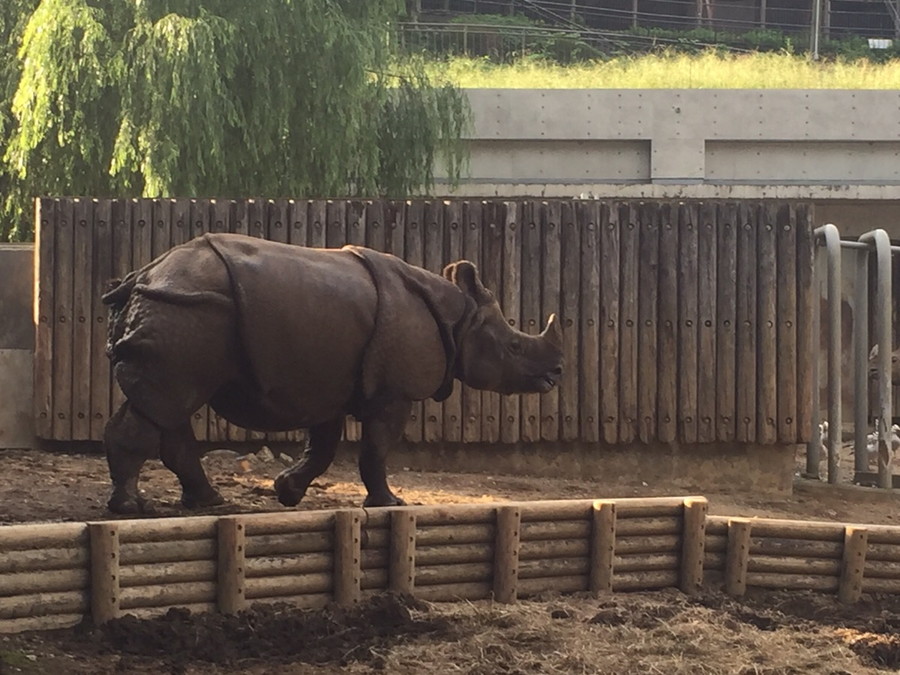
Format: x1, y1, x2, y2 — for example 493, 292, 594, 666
776, 204, 798, 444
365, 200, 386, 253
599, 202, 620, 444
189, 199, 211, 442
697, 202, 718, 444
678, 202, 699, 444
541, 201, 562, 442
757, 203, 778, 444
657, 202, 678, 444
385, 201, 405, 258
404, 200, 425, 444
480, 201, 503, 444
52, 199, 75, 440
423, 200, 445, 443
443, 200, 464, 443
347, 200, 366, 247
34, 199, 57, 438
558, 201, 580, 441
250, 199, 267, 241
288, 200, 309, 247
326, 200, 347, 249
151, 199, 172, 260
268, 199, 289, 245
637, 202, 660, 444
132, 199, 153, 268
500, 201, 521, 444
618, 203, 640, 443
735, 203, 758, 443
90, 200, 113, 440
171, 199, 190, 247
795, 204, 815, 443
462, 201, 483, 443
579, 201, 600, 443
716, 202, 738, 442
308, 200, 327, 248
209, 200, 233, 444
110, 200, 133, 416
71, 199, 94, 439
520, 200, 542, 442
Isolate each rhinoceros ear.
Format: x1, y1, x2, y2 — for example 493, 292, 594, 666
443, 260, 491, 305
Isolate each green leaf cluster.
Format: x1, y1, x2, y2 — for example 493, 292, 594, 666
0, 0, 470, 240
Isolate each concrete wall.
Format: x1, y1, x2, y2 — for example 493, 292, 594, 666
0, 244, 35, 449
438, 89, 900, 236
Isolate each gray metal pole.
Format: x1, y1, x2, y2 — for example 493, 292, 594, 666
811, 0, 822, 60
854, 249, 870, 478
814, 224, 842, 484
807, 244, 823, 478
859, 229, 893, 489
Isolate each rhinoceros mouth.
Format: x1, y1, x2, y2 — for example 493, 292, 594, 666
535, 374, 559, 393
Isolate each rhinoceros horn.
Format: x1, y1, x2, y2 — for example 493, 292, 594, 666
541, 313, 563, 349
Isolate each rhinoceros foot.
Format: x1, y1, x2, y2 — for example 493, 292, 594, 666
363, 493, 407, 508
107, 491, 156, 515
181, 489, 226, 510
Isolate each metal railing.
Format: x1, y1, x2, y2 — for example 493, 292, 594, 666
810, 225, 895, 489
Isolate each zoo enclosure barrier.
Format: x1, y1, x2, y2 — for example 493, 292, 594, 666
34, 197, 815, 451
1, 495, 900, 633
809, 224, 896, 489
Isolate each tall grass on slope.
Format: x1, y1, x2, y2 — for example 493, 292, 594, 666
433, 51, 900, 89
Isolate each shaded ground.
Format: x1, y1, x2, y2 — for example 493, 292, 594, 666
0, 445, 898, 526
0, 445, 899, 674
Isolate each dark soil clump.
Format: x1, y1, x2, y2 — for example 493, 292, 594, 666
61, 593, 454, 670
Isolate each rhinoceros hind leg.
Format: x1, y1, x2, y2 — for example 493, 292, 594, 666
159, 425, 225, 509
274, 417, 343, 507
359, 400, 411, 508
105, 402, 161, 514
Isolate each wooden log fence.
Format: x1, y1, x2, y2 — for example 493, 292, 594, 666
33, 197, 814, 447
4, 497, 900, 633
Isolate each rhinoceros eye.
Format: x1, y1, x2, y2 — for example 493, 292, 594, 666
508, 339, 523, 355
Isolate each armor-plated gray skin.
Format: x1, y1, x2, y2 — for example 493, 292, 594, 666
102, 233, 564, 514
868, 344, 900, 385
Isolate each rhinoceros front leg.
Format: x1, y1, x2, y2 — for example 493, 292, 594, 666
104, 402, 161, 514
274, 417, 343, 507
359, 400, 412, 507
160, 424, 224, 509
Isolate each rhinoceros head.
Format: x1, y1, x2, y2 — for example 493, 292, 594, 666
868, 343, 900, 386
443, 261, 563, 395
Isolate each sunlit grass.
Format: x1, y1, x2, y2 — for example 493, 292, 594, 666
427, 51, 900, 89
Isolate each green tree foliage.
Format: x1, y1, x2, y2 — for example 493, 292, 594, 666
1, 0, 470, 240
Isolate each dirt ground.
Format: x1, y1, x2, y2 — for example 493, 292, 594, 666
1, 444, 899, 674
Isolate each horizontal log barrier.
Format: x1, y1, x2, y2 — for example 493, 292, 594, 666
119, 561, 216, 587
0, 547, 88, 574
0, 591, 89, 620
247, 594, 332, 610
0, 569, 88, 596
0, 614, 84, 634
118, 581, 217, 610
5, 498, 900, 632
124, 602, 217, 620
0, 523, 88, 550
745, 573, 840, 592
119, 539, 216, 565
748, 556, 841, 576
414, 582, 492, 602
613, 571, 680, 592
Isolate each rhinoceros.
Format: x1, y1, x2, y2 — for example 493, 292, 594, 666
102, 233, 564, 514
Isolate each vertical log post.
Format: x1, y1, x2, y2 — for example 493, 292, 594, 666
334, 509, 362, 605
217, 516, 247, 614
838, 527, 868, 604
89, 522, 120, 624
680, 497, 708, 594
589, 500, 616, 593
725, 518, 752, 596
493, 506, 521, 604
389, 510, 417, 594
